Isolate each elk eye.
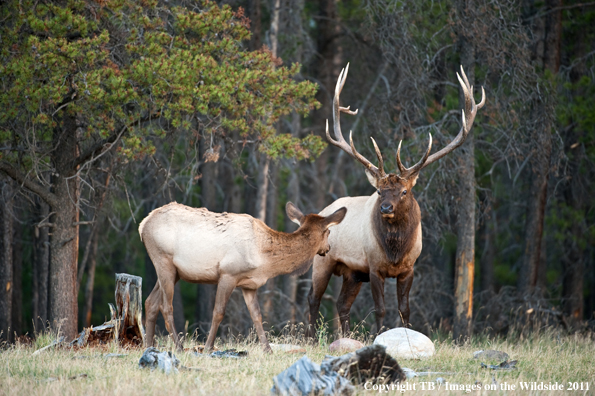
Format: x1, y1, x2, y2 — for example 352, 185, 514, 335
377, 189, 381, 195
402, 190, 407, 195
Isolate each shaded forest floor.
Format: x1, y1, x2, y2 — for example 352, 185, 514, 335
1, 330, 593, 395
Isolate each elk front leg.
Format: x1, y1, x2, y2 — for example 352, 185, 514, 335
241, 288, 272, 353
336, 272, 362, 336
370, 272, 386, 335
397, 270, 414, 327
204, 277, 236, 352
307, 258, 335, 341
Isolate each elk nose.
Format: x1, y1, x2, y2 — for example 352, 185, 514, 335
380, 203, 393, 214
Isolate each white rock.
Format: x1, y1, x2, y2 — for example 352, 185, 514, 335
328, 338, 365, 353
373, 328, 435, 359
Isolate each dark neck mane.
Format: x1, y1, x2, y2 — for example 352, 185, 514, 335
372, 197, 419, 264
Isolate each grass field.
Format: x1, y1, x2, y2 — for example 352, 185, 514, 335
1, 329, 593, 395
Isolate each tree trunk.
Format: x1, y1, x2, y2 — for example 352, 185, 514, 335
221, 138, 243, 214
0, 178, 13, 342
11, 210, 23, 337
33, 198, 50, 332
48, 115, 80, 340
248, 0, 262, 51
311, 0, 339, 211
80, 167, 112, 327
453, 6, 476, 341
83, 228, 100, 328
562, 236, 584, 321
254, 155, 270, 222
518, 1, 560, 294
518, 124, 551, 293
561, 125, 585, 321
479, 208, 495, 293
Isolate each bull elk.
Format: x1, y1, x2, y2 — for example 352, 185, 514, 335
139, 201, 346, 352
308, 63, 485, 337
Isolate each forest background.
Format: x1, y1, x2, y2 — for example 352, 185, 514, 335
0, 0, 593, 344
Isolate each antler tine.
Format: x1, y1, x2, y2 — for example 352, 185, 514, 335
349, 132, 382, 176
370, 137, 386, 177
418, 65, 486, 170
478, 86, 486, 109
395, 140, 406, 174
326, 63, 383, 178
395, 134, 433, 178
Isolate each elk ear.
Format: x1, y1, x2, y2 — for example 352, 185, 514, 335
286, 202, 305, 226
323, 207, 347, 229
365, 169, 378, 188
409, 173, 419, 187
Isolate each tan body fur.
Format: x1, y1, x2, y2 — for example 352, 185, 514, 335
140, 202, 346, 352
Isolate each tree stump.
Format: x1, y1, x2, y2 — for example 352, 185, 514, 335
114, 273, 145, 347
68, 273, 145, 348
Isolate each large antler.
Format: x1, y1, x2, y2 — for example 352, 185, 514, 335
396, 65, 486, 178
326, 63, 387, 178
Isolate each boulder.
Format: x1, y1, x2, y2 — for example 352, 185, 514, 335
329, 338, 365, 353
373, 328, 435, 359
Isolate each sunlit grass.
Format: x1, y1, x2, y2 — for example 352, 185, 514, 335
1, 326, 593, 395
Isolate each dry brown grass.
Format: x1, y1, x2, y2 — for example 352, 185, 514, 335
1, 328, 593, 395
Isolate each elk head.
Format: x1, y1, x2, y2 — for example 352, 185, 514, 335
286, 202, 347, 255
326, 63, 485, 220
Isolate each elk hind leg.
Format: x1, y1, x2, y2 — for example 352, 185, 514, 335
144, 281, 161, 347
242, 288, 272, 353
204, 276, 236, 352
154, 268, 181, 350
336, 271, 363, 336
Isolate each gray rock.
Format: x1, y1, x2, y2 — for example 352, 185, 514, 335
138, 347, 180, 375
402, 367, 418, 379
271, 356, 354, 396
473, 350, 509, 361
373, 328, 435, 359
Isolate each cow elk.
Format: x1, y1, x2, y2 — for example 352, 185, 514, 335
308, 63, 485, 338
139, 201, 346, 352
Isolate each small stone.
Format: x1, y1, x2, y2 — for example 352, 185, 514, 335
373, 328, 435, 359
269, 344, 306, 354
401, 367, 418, 379
473, 350, 509, 361
329, 338, 365, 353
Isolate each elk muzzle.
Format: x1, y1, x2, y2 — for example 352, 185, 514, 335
380, 203, 394, 217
